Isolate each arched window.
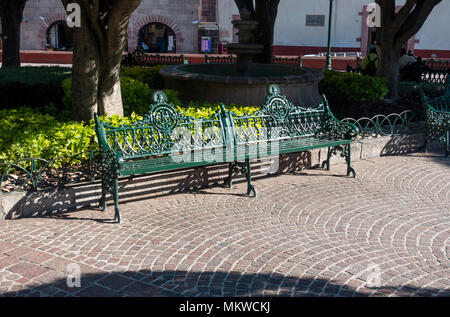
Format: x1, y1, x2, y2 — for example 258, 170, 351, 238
138, 22, 176, 53
47, 21, 73, 50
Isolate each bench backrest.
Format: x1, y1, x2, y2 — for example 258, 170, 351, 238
422, 95, 450, 114
227, 85, 329, 145
95, 92, 226, 159
421, 77, 449, 115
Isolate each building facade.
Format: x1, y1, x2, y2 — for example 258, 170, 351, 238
4, 0, 219, 54
2, 0, 450, 58
218, 0, 450, 58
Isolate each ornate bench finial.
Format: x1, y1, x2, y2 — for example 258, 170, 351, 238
268, 84, 281, 96
153, 90, 168, 105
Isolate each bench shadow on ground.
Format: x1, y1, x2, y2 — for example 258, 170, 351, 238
4, 147, 449, 222
1, 270, 447, 297
4, 153, 315, 221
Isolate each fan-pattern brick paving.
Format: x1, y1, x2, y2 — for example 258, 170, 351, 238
0, 154, 449, 297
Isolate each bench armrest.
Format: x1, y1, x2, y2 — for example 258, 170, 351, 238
322, 96, 359, 140
94, 113, 123, 171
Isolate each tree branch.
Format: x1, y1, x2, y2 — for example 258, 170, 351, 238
391, 0, 416, 34
394, 0, 441, 50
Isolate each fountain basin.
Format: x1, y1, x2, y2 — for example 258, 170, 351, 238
160, 63, 325, 106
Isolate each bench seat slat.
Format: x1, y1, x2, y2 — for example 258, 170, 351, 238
233, 137, 351, 159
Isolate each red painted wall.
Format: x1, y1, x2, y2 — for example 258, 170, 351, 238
0, 50, 358, 71
0, 50, 73, 64
274, 46, 450, 60
414, 49, 450, 59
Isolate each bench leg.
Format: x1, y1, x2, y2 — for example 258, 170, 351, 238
244, 159, 257, 197
321, 147, 331, 171
113, 179, 122, 224
446, 131, 450, 158
424, 126, 430, 154
99, 194, 107, 212
224, 163, 234, 188
345, 144, 357, 178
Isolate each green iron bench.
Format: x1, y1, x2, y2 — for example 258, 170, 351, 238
95, 86, 358, 223
421, 77, 450, 157
94, 91, 229, 223
223, 85, 358, 196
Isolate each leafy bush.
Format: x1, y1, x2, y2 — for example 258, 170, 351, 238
120, 65, 167, 90
120, 77, 153, 116
0, 108, 147, 166
0, 107, 95, 164
178, 102, 260, 119
319, 71, 388, 106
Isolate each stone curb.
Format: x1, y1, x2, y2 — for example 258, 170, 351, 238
0, 133, 437, 220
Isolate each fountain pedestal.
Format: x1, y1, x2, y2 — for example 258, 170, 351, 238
225, 18, 263, 75
159, 9, 324, 107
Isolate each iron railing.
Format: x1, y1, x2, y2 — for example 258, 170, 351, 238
341, 110, 418, 140
121, 48, 189, 68
204, 54, 302, 67
0, 150, 100, 193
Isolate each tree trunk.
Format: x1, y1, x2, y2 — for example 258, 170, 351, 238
71, 13, 100, 122
254, 0, 280, 64
0, 0, 26, 68
97, 14, 129, 117
65, 0, 142, 120
377, 40, 400, 101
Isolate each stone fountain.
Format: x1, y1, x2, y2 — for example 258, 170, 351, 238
225, 8, 263, 75
160, 8, 324, 106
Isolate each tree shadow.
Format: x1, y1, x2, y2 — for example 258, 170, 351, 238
1, 270, 447, 297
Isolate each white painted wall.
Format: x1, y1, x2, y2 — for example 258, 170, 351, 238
217, 0, 239, 43
415, 0, 450, 51
217, 0, 450, 52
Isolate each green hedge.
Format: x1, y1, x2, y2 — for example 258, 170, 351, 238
319, 71, 388, 106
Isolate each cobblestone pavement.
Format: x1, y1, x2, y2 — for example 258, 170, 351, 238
0, 154, 449, 297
